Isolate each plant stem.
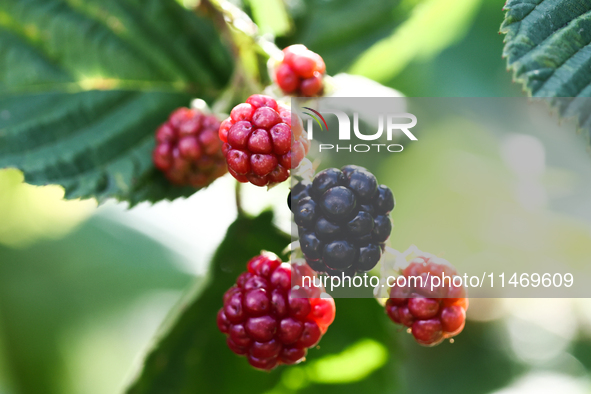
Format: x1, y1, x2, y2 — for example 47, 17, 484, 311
235, 180, 244, 217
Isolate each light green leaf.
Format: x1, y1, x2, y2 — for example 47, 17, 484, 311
349, 0, 483, 82
246, 0, 291, 37
305, 339, 388, 384
0, 215, 192, 394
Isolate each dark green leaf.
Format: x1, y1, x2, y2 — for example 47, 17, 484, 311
0, 91, 200, 204
266, 298, 402, 394
571, 336, 591, 372
0, 0, 232, 93
501, 0, 591, 140
0, 0, 233, 204
125, 211, 291, 394
398, 321, 523, 394
277, 0, 404, 74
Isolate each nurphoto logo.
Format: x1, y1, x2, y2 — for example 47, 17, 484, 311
302, 107, 418, 153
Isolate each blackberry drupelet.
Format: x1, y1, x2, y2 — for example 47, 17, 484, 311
292, 165, 395, 276
385, 255, 468, 346
217, 253, 335, 370
153, 107, 226, 187
219, 95, 310, 187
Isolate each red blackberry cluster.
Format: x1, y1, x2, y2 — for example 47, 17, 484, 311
153, 108, 227, 187
275, 45, 326, 97
217, 253, 336, 371
291, 165, 395, 277
219, 94, 310, 187
385, 255, 468, 346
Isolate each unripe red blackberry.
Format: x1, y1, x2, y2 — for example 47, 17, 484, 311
292, 165, 394, 276
219, 95, 310, 187
274, 45, 326, 97
217, 252, 336, 371
385, 255, 468, 346
153, 107, 227, 187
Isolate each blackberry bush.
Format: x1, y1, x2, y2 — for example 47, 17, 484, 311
274, 45, 326, 97
217, 252, 336, 371
153, 107, 227, 187
385, 254, 468, 346
219, 94, 310, 187
291, 165, 395, 276
2, 0, 543, 389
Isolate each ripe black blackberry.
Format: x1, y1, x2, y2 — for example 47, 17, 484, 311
291, 165, 394, 276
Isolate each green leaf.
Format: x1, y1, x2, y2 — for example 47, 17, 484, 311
387, 0, 523, 97
398, 321, 522, 394
127, 211, 399, 394
262, 298, 402, 394
501, 0, 591, 138
0, 0, 232, 93
0, 215, 192, 394
349, 0, 483, 82
304, 339, 388, 384
0, 0, 233, 204
0, 90, 200, 204
278, 0, 481, 78
246, 0, 291, 37
277, 0, 405, 74
125, 211, 291, 394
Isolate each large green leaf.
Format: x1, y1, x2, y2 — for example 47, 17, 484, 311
501, 0, 591, 138
0, 0, 233, 204
125, 211, 291, 394
0, 215, 192, 394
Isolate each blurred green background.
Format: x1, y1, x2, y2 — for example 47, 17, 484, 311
2, 0, 591, 393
